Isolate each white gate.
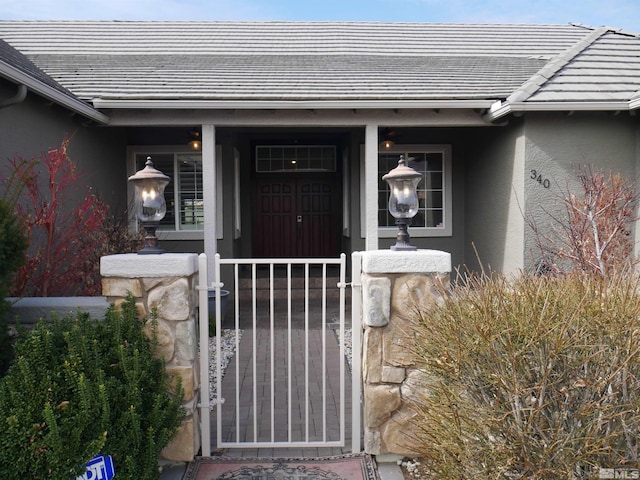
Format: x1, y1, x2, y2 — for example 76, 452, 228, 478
197, 253, 361, 455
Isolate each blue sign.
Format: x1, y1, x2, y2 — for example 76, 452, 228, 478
76, 454, 115, 480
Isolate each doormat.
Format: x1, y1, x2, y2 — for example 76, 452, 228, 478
183, 453, 380, 480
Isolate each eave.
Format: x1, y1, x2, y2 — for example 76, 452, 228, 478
91, 98, 495, 111
630, 95, 640, 111
485, 99, 637, 122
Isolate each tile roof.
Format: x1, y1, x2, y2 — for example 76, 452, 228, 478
0, 38, 69, 94
0, 21, 638, 111
0, 21, 586, 57
29, 54, 547, 101
0, 37, 108, 122
525, 30, 640, 103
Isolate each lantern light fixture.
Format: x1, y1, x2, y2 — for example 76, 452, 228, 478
128, 157, 170, 254
380, 138, 395, 150
379, 128, 396, 150
382, 154, 422, 251
188, 130, 201, 151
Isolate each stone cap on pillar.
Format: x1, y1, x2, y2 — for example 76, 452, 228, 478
100, 253, 199, 278
360, 249, 451, 274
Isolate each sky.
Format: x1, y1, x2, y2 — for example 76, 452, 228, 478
0, 0, 639, 33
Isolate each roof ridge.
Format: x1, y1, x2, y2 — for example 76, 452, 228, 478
0, 19, 577, 25
507, 26, 610, 103
571, 22, 640, 37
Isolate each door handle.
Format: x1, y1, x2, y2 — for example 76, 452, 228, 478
296, 215, 302, 223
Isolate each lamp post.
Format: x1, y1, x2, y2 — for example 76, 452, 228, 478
382, 155, 422, 251
128, 157, 170, 255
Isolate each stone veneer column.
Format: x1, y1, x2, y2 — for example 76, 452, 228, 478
100, 253, 200, 462
359, 249, 451, 457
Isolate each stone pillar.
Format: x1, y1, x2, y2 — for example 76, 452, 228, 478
100, 253, 200, 462
360, 249, 451, 457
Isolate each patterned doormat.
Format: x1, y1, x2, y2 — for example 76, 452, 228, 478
183, 453, 380, 480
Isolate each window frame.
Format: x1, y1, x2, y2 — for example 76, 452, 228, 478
255, 145, 337, 173
360, 144, 453, 238
127, 145, 223, 241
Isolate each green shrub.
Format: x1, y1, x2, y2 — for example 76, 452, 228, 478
408, 271, 640, 479
0, 198, 28, 375
0, 296, 184, 480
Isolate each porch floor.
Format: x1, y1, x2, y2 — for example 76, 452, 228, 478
209, 297, 357, 458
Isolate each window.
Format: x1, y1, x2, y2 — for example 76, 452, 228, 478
128, 146, 224, 240
133, 152, 204, 231
361, 144, 453, 238
256, 145, 337, 172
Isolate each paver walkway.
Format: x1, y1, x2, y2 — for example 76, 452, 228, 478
210, 298, 355, 458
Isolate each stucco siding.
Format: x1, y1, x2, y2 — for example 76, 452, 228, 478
465, 122, 525, 274
0, 81, 128, 210
523, 113, 638, 268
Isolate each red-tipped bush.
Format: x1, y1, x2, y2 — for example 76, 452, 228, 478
6, 137, 109, 296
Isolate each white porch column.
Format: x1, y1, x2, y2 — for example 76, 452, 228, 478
364, 123, 379, 250
202, 124, 217, 279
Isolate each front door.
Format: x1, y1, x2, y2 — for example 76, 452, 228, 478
253, 176, 339, 258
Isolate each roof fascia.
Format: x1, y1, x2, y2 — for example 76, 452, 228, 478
92, 98, 495, 110
484, 100, 633, 122
0, 61, 110, 124
105, 107, 493, 127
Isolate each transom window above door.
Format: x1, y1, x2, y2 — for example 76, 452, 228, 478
256, 145, 337, 172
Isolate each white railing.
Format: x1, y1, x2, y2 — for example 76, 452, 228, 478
351, 252, 363, 454
197, 253, 361, 454
197, 253, 212, 457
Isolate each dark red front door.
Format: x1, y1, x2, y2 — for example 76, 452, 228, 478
254, 177, 339, 258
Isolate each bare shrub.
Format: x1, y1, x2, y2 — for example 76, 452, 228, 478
408, 270, 640, 478
528, 165, 638, 276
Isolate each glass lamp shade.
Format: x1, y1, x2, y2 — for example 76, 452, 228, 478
135, 181, 167, 222
382, 155, 422, 219
388, 177, 421, 218
128, 158, 170, 222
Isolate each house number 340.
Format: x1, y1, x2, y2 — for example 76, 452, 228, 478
530, 169, 551, 189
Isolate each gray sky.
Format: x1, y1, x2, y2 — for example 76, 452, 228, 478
1, 0, 639, 33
